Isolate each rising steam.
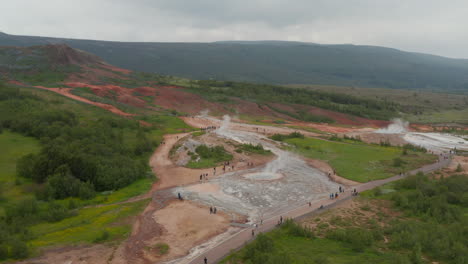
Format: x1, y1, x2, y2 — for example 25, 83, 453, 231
376, 119, 409, 134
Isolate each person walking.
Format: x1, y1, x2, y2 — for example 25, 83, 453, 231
210, 207, 213, 214
252, 229, 255, 237
214, 207, 217, 214
204, 256, 208, 264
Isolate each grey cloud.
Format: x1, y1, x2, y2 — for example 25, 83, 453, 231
1, 0, 468, 58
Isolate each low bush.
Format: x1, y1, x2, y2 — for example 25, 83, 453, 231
270, 132, 304, 141
236, 144, 271, 155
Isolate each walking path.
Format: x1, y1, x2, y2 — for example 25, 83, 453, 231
183, 155, 452, 264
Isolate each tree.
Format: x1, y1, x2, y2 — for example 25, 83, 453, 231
0, 243, 7, 260
16, 154, 37, 179
9, 239, 29, 259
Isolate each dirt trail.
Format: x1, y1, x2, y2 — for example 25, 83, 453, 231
33, 86, 134, 117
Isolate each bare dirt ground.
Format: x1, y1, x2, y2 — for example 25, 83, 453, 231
145, 200, 232, 263
437, 155, 468, 178
449, 156, 468, 173
345, 131, 408, 146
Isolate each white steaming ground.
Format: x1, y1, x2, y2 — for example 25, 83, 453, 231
404, 132, 468, 152
375, 118, 467, 152
175, 115, 339, 223
376, 119, 408, 134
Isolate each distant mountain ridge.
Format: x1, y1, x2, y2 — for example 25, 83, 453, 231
1, 32, 468, 93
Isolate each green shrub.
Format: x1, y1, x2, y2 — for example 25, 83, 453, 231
270, 132, 304, 141
402, 144, 427, 153
327, 228, 374, 252
9, 239, 29, 259
93, 230, 110, 243
187, 145, 233, 168
236, 144, 271, 155
153, 242, 169, 255
393, 157, 405, 167
314, 256, 330, 264
0, 244, 7, 260
283, 219, 314, 239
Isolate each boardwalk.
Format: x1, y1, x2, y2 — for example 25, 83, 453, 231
183, 156, 451, 264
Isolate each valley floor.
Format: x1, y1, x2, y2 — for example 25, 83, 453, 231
10, 115, 455, 264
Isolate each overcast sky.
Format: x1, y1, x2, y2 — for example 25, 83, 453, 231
2, 0, 468, 58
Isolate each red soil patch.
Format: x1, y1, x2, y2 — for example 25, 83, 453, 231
268, 103, 389, 127
134, 86, 158, 96
64, 82, 147, 107
153, 86, 225, 115
410, 124, 434, 132
229, 99, 292, 120
139, 120, 152, 127
33, 85, 134, 117
66, 64, 131, 84
99, 63, 132, 74
7, 80, 24, 86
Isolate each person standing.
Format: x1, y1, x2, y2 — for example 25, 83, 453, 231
204, 256, 208, 264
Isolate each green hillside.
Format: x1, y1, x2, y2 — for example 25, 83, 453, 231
2, 32, 468, 93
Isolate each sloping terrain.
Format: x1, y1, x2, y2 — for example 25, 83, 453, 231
1, 44, 398, 129
2, 32, 468, 93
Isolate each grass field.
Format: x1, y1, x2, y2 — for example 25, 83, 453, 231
0, 131, 40, 208
403, 108, 468, 124
285, 137, 436, 182
30, 199, 149, 250
221, 225, 397, 264
290, 84, 468, 124
186, 158, 225, 169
